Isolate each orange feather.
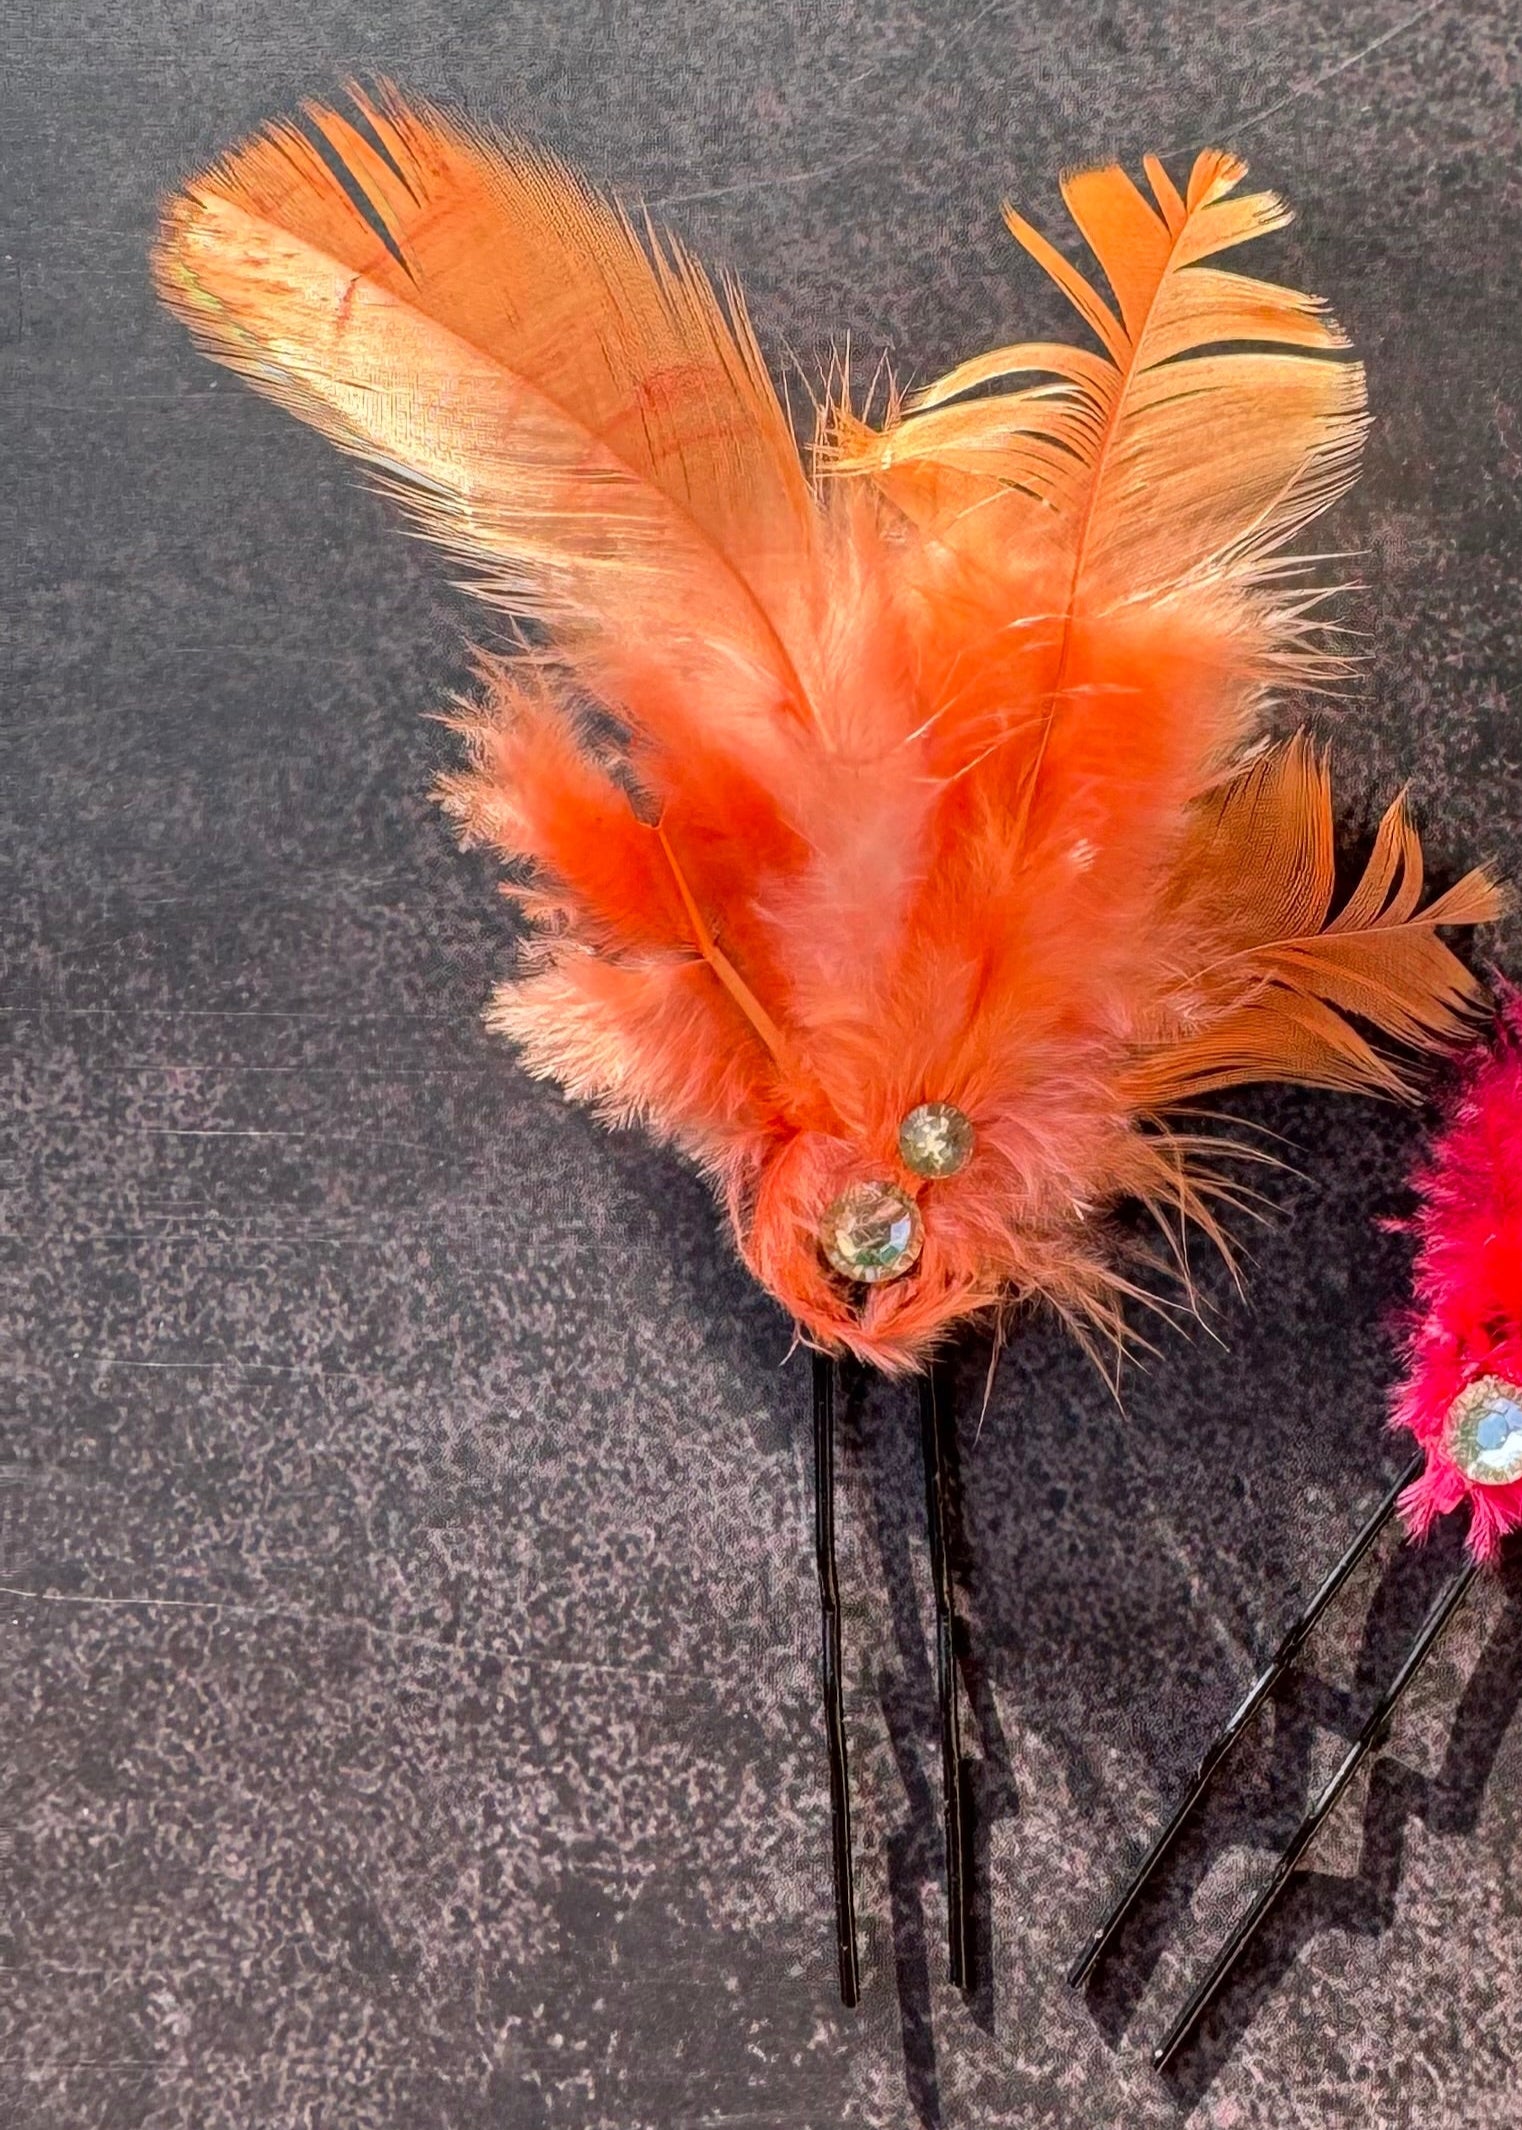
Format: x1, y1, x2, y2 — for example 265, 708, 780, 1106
153, 91, 1502, 1371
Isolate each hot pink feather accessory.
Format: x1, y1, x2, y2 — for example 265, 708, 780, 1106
1395, 987, 1522, 1562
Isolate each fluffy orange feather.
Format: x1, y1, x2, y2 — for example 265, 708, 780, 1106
153, 90, 1501, 1371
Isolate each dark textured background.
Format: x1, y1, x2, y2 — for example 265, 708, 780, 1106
4, 3, 1522, 2125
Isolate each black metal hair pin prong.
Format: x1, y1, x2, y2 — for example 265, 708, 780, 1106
813, 1351, 861, 2008
1151, 1549, 1480, 2072
1068, 1448, 1425, 1992
920, 1368, 974, 1991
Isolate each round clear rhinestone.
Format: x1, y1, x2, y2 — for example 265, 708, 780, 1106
1444, 1376, 1522, 1487
819, 1180, 924, 1285
898, 1102, 974, 1179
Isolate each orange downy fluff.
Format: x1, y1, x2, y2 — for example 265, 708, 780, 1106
153, 92, 1502, 1371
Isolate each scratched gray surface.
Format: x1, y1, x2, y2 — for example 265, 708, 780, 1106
4, 3, 1522, 2126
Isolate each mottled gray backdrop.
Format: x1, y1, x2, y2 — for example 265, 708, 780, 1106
4, 2, 1522, 2125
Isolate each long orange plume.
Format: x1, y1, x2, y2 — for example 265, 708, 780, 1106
153, 91, 1502, 1370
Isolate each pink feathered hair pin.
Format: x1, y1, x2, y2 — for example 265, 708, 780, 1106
1394, 983, 1522, 1562
1075, 990, 1521, 2066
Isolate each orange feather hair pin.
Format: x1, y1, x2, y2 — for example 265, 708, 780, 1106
152, 93, 1498, 1377
153, 91, 1497, 1376
153, 86, 1502, 2010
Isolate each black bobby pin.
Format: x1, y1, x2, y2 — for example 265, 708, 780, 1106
1152, 1551, 1480, 2068
1068, 1449, 1426, 1992
810, 1356, 979, 2004
1070, 1450, 1484, 2068
813, 1352, 861, 2007
920, 1369, 974, 1990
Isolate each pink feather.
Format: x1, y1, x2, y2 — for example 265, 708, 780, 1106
1394, 988, 1522, 1561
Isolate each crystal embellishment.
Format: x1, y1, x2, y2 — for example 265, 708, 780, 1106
1444, 1376, 1522, 1487
820, 1180, 924, 1285
898, 1102, 975, 1179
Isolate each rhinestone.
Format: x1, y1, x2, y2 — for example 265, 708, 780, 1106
1444, 1376, 1522, 1487
819, 1180, 924, 1285
898, 1102, 975, 1179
